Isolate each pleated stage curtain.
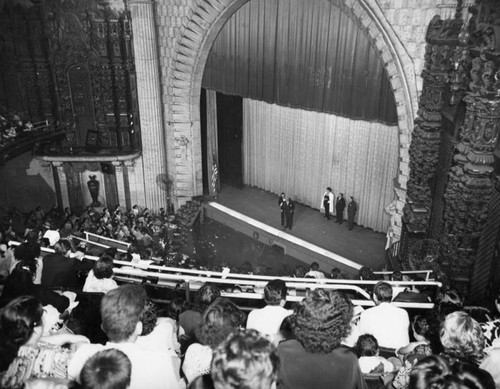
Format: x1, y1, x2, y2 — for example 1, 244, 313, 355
203, 0, 397, 125
243, 99, 398, 233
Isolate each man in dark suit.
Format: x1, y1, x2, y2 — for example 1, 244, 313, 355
284, 197, 295, 230
335, 193, 346, 224
41, 239, 93, 290
347, 196, 358, 231
278, 192, 286, 227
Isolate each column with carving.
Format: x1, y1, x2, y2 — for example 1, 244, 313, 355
440, 56, 500, 290
401, 16, 461, 266
129, 0, 167, 210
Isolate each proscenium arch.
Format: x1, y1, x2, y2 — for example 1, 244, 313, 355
168, 0, 417, 212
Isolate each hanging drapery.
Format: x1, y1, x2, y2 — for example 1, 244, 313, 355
243, 99, 398, 233
206, 90, 220, 196
203, 0, 397, 124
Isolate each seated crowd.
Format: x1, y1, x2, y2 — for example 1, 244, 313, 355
0, 205, 499, 388
1, 204, 371, 280
0, 105, 44, 147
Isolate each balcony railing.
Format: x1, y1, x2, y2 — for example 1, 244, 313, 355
0, 121, 65, 164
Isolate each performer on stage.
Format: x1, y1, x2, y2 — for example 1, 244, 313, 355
278, 192, 286, 226
320, 187, 334, 220
284, 197, 295, 230
335, 193, 346, 224
347, 196, 358, 231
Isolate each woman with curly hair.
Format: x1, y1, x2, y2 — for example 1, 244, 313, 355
440, 311, 485, 366
182, 297, 246, 384
179, 283, 221, 341
277, 289, 367, 389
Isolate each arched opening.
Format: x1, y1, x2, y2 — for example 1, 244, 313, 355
168, 0, 417, 234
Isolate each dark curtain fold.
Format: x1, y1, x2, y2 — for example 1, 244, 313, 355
202, 0, 397, 125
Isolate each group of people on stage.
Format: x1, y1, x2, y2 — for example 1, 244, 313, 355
321, 187, 357, 230
278, 188, 358, 231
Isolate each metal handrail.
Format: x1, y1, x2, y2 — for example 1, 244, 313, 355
9, 235, 440, 309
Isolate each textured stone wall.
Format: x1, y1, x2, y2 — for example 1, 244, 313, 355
156, 0, 198, 208
378, 0, 458, 92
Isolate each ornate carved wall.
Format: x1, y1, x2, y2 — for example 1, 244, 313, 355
403, 0, 500, 300
0, 0, 140, 154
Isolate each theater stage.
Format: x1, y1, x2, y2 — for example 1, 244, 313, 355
204, 185, 387, 275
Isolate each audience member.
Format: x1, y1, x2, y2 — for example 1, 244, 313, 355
1, 261, 70, 312
358, 281, 410, 355
41, 239, 92, 290
292, 265, 306, 278
391, 312, 444, 389
481, 290, 500, 350
480, 290, 500, 389
409, 355, 494, 389
82, 254, 118, 294
80, 348, 132, 389
0, 296, 88, 388
246, 279, 293, 343
396, 311, 443, 362
357, 281, 410, 352
0, 242, 9, 280
440, 311, 485, 366
277, 289, 367, 389
136, 300, 180, 354
211, 329, 278, 389
330, 267, 343, 279
436, 288, 464, 319
42, 222, 60, 248
304, 262, 325, 279
480, 348, 500, 389
356, 334, 395, 374
392, 312, 444, 389
179, 284, 221, 341
358, 266, 377, 281
182, 298, 246, 384
342, 305, 364, 348
9, 242, 40, 274
68, 285, 183, 389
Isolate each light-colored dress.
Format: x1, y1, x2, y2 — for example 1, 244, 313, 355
0, 343, 73, 389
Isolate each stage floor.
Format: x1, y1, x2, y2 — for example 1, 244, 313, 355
213, 185, 387, 271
